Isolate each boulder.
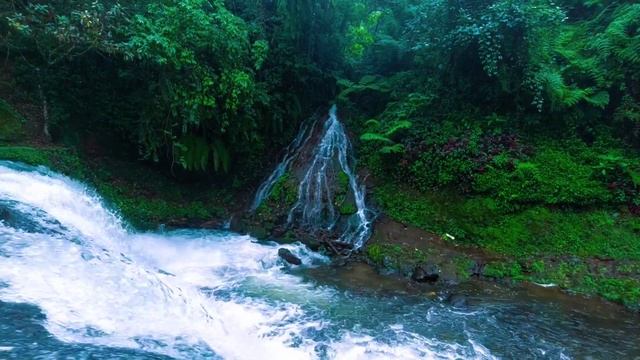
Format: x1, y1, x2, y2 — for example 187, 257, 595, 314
278, 248, 302, 265
444, 293, 469, 308
411, 263, 440, 283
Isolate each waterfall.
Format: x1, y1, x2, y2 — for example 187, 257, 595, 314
252, 106, 373, 249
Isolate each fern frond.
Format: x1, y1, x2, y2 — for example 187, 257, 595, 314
379, 144, 405, 154
383, 120, 412, 137
360, 133, 393, 143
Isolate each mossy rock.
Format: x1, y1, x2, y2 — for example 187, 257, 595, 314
338, 200, 357, 215
0, 99, 25, 142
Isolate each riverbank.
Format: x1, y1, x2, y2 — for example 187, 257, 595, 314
1, 141, 639, 311
2, 96, 639, 311
365, 184, 640, 311
3, 160, 639, 359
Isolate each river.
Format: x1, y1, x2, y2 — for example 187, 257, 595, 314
0, 161, 639, 359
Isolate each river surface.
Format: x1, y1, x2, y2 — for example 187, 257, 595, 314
0, 161, 639, 359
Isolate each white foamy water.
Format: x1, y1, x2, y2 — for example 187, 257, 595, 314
0, 161, 494, 359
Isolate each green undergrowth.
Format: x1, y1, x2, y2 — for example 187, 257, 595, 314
373, 182, 640, 309
366, 243, 429, 268
254, 171, 298, 223
0, 146, 85, 177
474, 148, 615, 206
0, 99, 25, 143
482, 260, 640, 309
0, 146, 232, 228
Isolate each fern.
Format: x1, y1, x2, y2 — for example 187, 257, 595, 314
584, 91, 610, 109
360, 118, 412, 154
380, 144, 405, 154
360, 133, 393, 143
175, 135, 229, 172
383, 120, 412, 137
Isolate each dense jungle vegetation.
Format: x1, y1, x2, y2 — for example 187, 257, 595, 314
1, 0, 639, 308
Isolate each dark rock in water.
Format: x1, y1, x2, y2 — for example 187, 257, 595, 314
278, 248, 302, 265
411, 263, 440, 283
199, 219, 221, 229
445, 294, 469, 308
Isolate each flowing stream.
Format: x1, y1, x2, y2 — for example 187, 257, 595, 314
1, 161, 639, 359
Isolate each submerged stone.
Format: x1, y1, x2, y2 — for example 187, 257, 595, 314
278, 248, 302, 265
444, 293, 469, 308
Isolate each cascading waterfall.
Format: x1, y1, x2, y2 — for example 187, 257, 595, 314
252, 106, 373, 249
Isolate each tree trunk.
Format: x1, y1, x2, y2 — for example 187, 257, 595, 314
37, 83, 51, 142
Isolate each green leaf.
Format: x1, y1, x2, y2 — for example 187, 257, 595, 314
360, 133, 393, 143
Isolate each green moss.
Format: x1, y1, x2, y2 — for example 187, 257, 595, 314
591, 278, 640, 308
482, 258, 640, 309
266, 171, 297, 206
366, 243, 428, 268
338, 201, 357, 215
484, 261, 526, 280
366, 243, 386, 264
334, 171, 358, 215
336, 171, 350, 191
0, 99, 25, 142
453, 256, 476, 280
253, 171, 299, 226
0, 146, 86, 178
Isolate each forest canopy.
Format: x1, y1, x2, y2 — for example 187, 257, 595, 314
1, 0, 639, 182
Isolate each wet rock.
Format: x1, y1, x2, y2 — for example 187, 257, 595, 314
278, 248, 302, 265
271, 226, 287, 238
199, 219, 221, 229
246, 224, 269, 239
444, 293, 469, 308
471, 261, 485, 277
411, 263, 440, 283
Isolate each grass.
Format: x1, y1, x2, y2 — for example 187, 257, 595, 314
366, 243, 429, 268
